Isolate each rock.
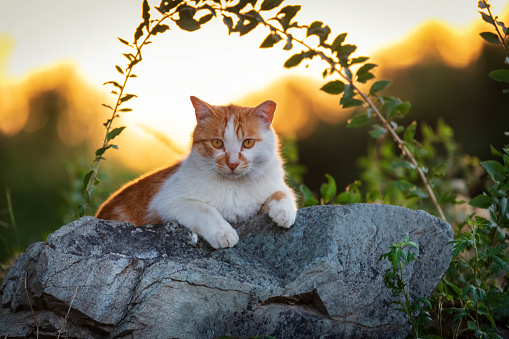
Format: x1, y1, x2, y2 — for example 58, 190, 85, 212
0, 204, 453, 338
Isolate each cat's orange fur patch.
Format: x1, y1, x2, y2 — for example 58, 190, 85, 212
95, 163, 181, 226
259, 191, 286, 214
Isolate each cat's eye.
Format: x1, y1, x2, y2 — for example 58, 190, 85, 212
243, 139, 255, 148
211, 139, 223, 148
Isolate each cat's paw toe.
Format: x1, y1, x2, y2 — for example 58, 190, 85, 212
268, 201, 296, 229
208, 224, 239, 249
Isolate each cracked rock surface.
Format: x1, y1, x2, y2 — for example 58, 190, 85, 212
0, 204, 453, 338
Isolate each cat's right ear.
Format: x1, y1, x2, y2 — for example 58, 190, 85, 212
190, 96, 214, 123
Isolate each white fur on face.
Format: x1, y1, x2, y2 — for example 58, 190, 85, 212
211, 116, 275, 179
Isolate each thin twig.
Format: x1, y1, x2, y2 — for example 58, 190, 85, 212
84, 12, 173, 212
24, 272, 38, 339
57, 285, 79, 339
486, 2, 509, 58
355, 86, 447, 221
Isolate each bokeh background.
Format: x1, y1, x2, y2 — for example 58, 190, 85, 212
1, 0, 508, 263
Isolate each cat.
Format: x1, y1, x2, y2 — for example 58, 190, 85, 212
95, 96, 297, 249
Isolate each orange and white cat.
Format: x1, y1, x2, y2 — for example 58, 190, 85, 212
96, 96, 297, 249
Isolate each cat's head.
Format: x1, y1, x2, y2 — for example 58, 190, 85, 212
190, 96, 278, 179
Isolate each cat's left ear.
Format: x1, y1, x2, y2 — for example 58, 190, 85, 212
255, 100, 277, 128
190, 96, 214, 123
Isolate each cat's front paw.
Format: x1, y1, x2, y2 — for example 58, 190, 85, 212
268, 198, 297, 229
204, 221, 239, 249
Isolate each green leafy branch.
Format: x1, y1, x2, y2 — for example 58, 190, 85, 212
80, 0, 174, 215
448, 215, 508, 338
478, 0, 509, 91
186, 0, 445, 220
378, 233, 431, 338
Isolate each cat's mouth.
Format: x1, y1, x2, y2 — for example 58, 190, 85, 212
219, 168, 247, 179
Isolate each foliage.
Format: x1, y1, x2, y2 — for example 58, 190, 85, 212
478, 0, 509, 93
80, 0, 173, 215
0, 189, 20, 283
378, 233, 432, 338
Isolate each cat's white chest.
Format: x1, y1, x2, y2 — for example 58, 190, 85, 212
153, 163, 278, 224
204, 178, 267, 223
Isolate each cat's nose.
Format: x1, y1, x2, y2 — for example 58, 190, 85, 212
227, 162, 239, 171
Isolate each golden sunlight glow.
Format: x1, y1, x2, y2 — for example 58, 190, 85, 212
1, 0, 508, 173
373, 20, 486, 69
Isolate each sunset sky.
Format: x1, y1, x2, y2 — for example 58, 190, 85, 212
0, 0, 507, 169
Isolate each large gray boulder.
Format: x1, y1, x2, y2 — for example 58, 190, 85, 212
0, 204, 453, 338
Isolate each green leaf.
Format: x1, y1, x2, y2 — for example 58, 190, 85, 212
341, 97, 363, 108
228, 0, 257, 13
95, 147, 108, 157
330, 33, 347, 53
478, 1, 488, 9
350, 56, 369, 65
151, 24, 170, 35
396, 101, 411, 117
443, 278, 462, 298
490, 145, 503, 157
467, 320, 478, 331
260, 33, 282, 48
337, 181, 362, 204
299, 185, 319, 207
176, 6, 201, 32
235, 10, 261, 36
479, 31, 501, 44
82, 170, 94, 192
142, 0, 151, 27
223, 16, 234, 34
356, 71, 375, 84
469, 194, 493, 208
489, 69, 509, 83
118, 37, 130, 46
482, 160, 505, 181
283, 51, 316, 69
369, 80, 391, 95
479, 11, 495, 25
347, 114, 369, 128
275, 5, 301, 30
107, 127, 126, 142
156, 0, 184, 14
404, 121, 417, 142
260, 0, 284, 11
134, 22, 145, 43
306, 21, 331, 46
369, 124, 387, 138
284, 53, 304, 68
115, 65, 124, 75
336, 44, 357, 59
120, 94, 138, 103
78, 204, 85, 217
103, 80, 123, 89
340, 84, 363, 108
320, 174, 337, 204
356, 63, 377, 76
330, 33, 347, 52
320, 80, 345, 95
393, 180, 428, 198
